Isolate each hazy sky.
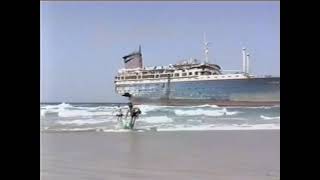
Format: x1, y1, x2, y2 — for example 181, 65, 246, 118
40, 1, 280, 103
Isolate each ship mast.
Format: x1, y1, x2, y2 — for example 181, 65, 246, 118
139, 45, 143, 68
242, 47, 246, 73
203, 32, 210, 64
246, 52, 250, 74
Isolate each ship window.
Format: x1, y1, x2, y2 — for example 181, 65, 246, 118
175, 73, 179, 77
236, 75, 239, 77
156, 75, 159, 78
160, 74, 170, 78
170, 74, 173, 77
126, 76, 137, 80
189, 72, 192, 75
195, 72, 198, 75
143, 75, 154, 79
182, 73, 187, 76
120, 77, 124, 80
201, 72, 211, 75
222, 76, 225, 78
182, 70, 185, 72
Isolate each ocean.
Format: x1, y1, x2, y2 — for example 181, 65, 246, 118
41, 103, 280, 180
40, 103, 280, 132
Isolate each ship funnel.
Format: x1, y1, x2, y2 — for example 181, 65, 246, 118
242, 47, 246, 73
122, 46, 143, 69
246, 53, 250, 74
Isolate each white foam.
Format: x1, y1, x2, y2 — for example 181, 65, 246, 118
135, 104, 214, 115
57, 118, 114, 125
174, 108, 239, 117
43, 103, 73, 109
227, 105, 280, 109
190, 104, 219, 108
136, 105, 168, 115
58, 109, 113, 117
127, 104, 227, 116
187, 119, 203, 123
75, 106, 119, 111
140, 116, 174, 123
41, 108, 115, 117
40, 109, 45, 117
260, 115, 280, 120
42, 103, 118, 114
136, 104, 219, 112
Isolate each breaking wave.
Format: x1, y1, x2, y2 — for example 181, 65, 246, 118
41, 103, 239, 118
174, 108, 239, 116
139, 116, 174, 124
41, 103, 280, 133
260, 115, 280, 120
57, 118, 114, 125
41, 103, 117, 118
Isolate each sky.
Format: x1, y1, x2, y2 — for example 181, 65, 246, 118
40, 1, 280, 103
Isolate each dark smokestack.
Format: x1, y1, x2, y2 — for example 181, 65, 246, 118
122, 46, 143, 69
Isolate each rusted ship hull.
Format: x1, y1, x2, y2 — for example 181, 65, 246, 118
116, 77, 280, 106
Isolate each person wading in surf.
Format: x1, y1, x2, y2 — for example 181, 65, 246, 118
121, 93, 141, 129
115, 105, 123, 125
125, 102, 141, 129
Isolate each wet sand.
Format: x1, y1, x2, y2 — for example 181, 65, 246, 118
41, 130, 279, 180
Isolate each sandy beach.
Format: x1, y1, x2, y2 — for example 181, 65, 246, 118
41, 130, 279, 180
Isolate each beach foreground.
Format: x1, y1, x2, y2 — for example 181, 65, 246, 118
41, 130, 279, 180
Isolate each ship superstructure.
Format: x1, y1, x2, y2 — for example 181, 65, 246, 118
114, 36, 279, 106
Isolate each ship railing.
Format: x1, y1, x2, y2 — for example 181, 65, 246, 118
221, 70, 242, 73
254, 75, 278, 78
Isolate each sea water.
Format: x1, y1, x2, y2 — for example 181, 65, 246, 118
40, 103, 280, 132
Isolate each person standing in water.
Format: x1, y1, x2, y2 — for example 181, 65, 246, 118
125, 102, 141, 129
121, 93, 141, 129
115, 105, 124, 126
